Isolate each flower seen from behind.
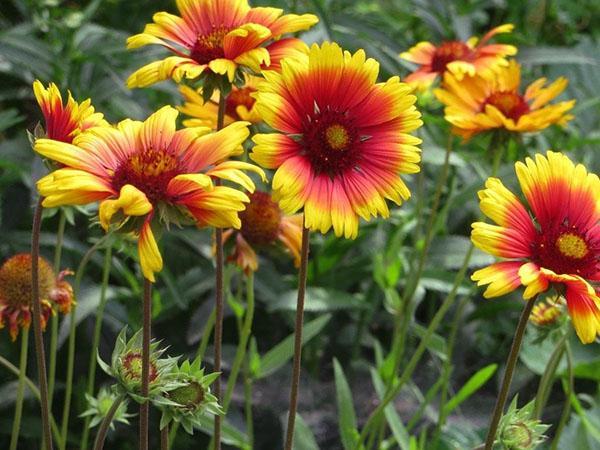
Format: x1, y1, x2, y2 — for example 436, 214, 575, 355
251, 42, 422, 239
471, 151, 600, 343
35, 106, 264, 282
400, 24, 517, 90
435, 60, 575, 140
126, 0, 318, 87
0, 254, 74, 341
223, 190, 303, 273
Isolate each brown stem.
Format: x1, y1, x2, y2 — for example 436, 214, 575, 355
213, 89, 227, 450
93, 394, 124, 450
484, 298, 536, 449
283, 224, 310, 450
139, 279, 152, 450
31, 197, 54, 450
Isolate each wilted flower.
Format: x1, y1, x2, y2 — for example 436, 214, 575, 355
0, 254, 74, 341
80, 386, 134, 430
126, 0, 318, 88
471, 151, 600, 343
35, 106, 264, 282
435, 60, 575, 140
400, 24, 516, 90
498, 397, 550, 449
158, 356, 222, 435
251, 42, 422, 239
223, 190, 303, 273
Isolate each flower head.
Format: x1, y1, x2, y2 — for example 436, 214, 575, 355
530, 295, 565, 327
498, 397, 549, 449
251, 42, 422, 239
33, 80, 108, 144
471, 151, 600, 343
435, 60, 575, 140
179, 74, 262, 129
35, 106, 264, 282
400, 24, 517, 90
80, 386, 134, 430
158, 356, 222, 435
223, 190, 303, 273
0, 254, 75, 341
126, 0, 318, 87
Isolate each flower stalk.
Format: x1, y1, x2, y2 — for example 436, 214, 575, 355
92, 394, 125, 450
140, 278, 152, 450
9, 328, 29, 450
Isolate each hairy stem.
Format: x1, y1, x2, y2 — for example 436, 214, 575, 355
139, 279, 152, 450
92, 394, 125, 450
9, 328, 29, 450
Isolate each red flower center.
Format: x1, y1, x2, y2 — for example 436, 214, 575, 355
190, 27, 230, 64
121, 351, 158, 384
431, 41, 471, 73
226, 87, 257, 120
301, 108, 359, 177
239, 191, 282, 245
112, 149, 181, 203
483, 91, 530, 121
532, 224, 599, 278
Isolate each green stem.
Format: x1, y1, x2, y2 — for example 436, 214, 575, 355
9, 328, 29, 450
80, 245, 113, 450
213, 89, 227, 450
60, 234, 111, 450
0, 354, 62, 444
243, 355, 254, 447
196, 306, 216, 360
551, 341, 574, 450
92, 394, 125, 450
483, 298, 536, 450
533, 331, 568, 420
140, 278, 152, 450
284, 224, 310, 450
223, 272, 255, 410
31, 197, 54, 450
48, 210, 66, 409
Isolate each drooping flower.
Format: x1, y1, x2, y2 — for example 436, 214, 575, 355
530, 295, 565, 327
0, 254, 75, 341
34, 106, 264, 282
400, 24, 517, 90
251, 42, 423, 239
471, 151, 600, 343
33, 80, 108, 144
178, 74, 262, 128
223, 190, 303, 273
126, 0, 318, 88
435, 60, 575, 140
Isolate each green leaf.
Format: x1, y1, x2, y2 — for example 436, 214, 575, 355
442, 364, 497, 416
197, 415, 248, 449
370, 368, 411, 450
294, 413, 320, 450
333, 358, 358, 450
518, 47, 597, 65
257, 314, 331, 379
267, 287, 366, 312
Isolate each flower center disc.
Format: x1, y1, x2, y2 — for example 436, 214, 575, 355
325, 124, 350, 150
239, 192, 282, 245
0, 254, 55, 308
190, 27, 230, 64
483, 91, 530, 121
121, 351, 158, 384
431, 41, 471, 72
113, 149, 180, 203
169, 380, 205, 410
556, 232, 588, 259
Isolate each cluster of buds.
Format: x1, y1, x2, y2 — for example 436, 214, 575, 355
498, 397, 550, 449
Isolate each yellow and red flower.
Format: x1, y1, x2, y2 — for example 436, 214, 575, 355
0, 254, 74, 341
34, 106, 264, 283
126, 0, 318, 88
33, 80, 108, 144
400, 24, 517, 90
435, 60, 575, 140
530, 295, 565, 327
179, 74, 262, 128
471, 151, 600, 343
251, 42, 422, 239
223, 190, 302, 273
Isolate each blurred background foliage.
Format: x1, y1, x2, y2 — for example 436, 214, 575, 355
0, 0, 599, 449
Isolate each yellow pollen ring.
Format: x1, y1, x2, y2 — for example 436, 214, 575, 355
325, 124, 349, 150
130, 150, 177, 177
556, 233, 588, 259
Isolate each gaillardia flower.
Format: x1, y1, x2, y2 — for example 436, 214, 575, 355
178, 74, 262, 128
435, 60, 575, 140
33, 80, 108, 143
0, 254, 74, 341
126, 0, 318, 87
223, 190, 303, 273
34, 106, 264, 282
530, 295, 565, 327
251, 42, 422, 239
400, 24, 517, 90
471, 151, 600, 343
